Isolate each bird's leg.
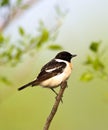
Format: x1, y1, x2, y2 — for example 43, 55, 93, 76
50, 88, 58, 96
50, 88, 63, 103
60, 81, 68, 88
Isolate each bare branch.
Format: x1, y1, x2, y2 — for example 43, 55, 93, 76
0, 0, 40, 31
43, 81, 67, 130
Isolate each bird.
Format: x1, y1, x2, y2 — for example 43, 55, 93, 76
18, 51, 77, 95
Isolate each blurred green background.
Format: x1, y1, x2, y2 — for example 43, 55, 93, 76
0, 0, 108, 130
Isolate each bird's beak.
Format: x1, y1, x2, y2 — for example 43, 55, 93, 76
72, 54, 77, 58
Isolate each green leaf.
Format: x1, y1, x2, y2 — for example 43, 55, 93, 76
30, 37, 38, 45
93, 58, 105, 70
15, 48, 22, 60
0, 33, 4, 43
16, 0, 22, 5
0, 76, 11, 85
48, 44, 63, 50
37, 29, 49, 48
19, 27, 25, 36
90, 42, 101, 52
80, 72, 93, 82
21, 4, 29, 9
84, 55, 93, 65
8, 45, 14, 53
0, 0, 9, 6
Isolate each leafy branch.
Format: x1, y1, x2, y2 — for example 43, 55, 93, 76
0, 3, 68, 85
0, 21, 63, 84
0, 4, 68, 67
0, 23, 62, 67
80, 41, 108, 82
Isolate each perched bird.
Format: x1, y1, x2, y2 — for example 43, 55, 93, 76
18, 51, 77, 95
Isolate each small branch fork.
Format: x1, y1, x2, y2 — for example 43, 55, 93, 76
43, 81, 67, 130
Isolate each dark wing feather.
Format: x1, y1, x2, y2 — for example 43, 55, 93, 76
41, 59, 58, 71
33, 59, 66, 84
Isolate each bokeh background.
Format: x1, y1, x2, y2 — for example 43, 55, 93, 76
0, 0, 108, 130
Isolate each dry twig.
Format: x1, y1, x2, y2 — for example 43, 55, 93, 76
43, 81, 67, 130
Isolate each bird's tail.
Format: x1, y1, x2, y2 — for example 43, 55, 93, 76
18, 80, 38, 91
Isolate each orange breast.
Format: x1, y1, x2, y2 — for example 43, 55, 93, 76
69, 62, 73, 69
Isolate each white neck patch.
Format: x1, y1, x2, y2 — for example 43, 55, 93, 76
55, 59, 68, 64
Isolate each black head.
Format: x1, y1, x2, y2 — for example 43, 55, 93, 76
55, 51, 77, 62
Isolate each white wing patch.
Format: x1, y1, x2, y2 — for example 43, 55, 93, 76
45, 67, 57, 72
45, 66, 61, 72
45, 59, 67, 73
